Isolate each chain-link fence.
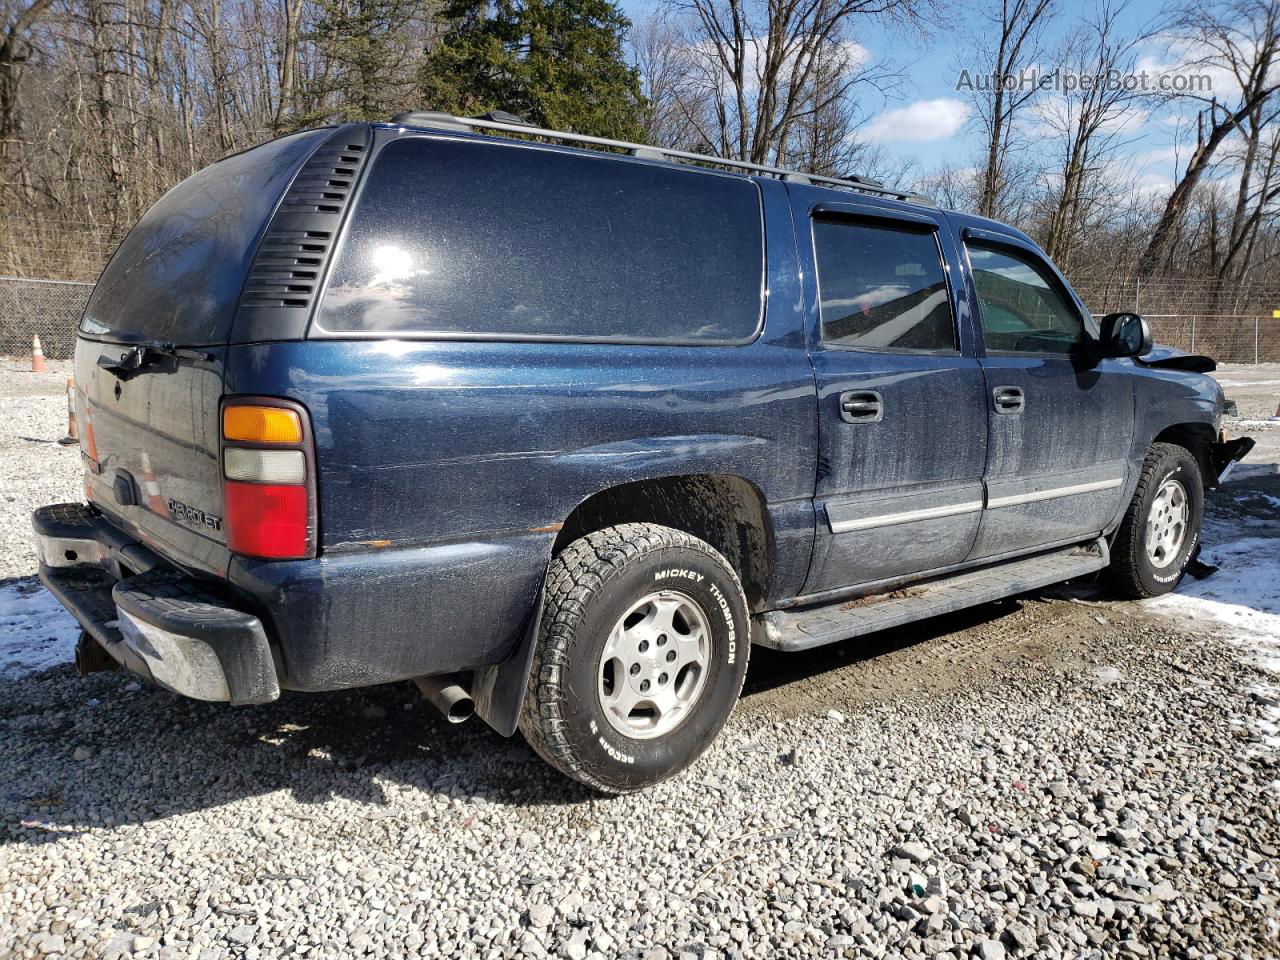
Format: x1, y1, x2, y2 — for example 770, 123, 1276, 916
1073, 277, 1280, 364
2, 271, 1280, 362
0, 276, 93, 359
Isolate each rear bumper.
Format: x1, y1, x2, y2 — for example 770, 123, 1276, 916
34, 503, 279, 704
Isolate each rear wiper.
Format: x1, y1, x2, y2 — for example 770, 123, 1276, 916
97, 341, 214, 381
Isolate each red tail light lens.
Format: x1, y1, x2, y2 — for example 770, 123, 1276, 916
221, 399, 315, 560
224, 482, 310, 558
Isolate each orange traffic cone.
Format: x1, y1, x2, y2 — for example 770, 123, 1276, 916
139, 451, 167, 515
31, 334, 47, 373
59, 379, 79, 446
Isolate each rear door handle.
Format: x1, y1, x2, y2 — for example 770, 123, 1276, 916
838, 390, 884, 423
992, 385, 1025, 414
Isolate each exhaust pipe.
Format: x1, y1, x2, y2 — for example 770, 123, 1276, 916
74, 634, 118, 676
414, 674, 474, 723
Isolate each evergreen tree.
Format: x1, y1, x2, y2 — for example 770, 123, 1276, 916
289, 0, 432, 129
421, 0, 646, 140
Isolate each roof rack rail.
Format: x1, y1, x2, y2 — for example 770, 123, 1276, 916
387, 111, 933, 206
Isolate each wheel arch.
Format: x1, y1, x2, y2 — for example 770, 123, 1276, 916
1152, 421, 1217, 488
552, 474, 775, 612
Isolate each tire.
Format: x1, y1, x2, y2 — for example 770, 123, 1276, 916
1107, 442, 1204, 599
519, 522, 751, 794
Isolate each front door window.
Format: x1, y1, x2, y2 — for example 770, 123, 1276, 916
967, 243, 1085, 354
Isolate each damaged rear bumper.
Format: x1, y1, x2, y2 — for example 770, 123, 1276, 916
34, 503, 279, 704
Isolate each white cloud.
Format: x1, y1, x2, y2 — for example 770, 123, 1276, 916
865, 99, 970, 143
1127, 145, 1179, 198
683, 37, 870, 96
1020, 92, 1150, 142
1099, 107, 1151, 134
1133, 171, 1174, 199
1134, 31, 1255, 104
1133, 144, 1180, 169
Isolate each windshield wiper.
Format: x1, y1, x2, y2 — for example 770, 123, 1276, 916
97, 341, 214, 381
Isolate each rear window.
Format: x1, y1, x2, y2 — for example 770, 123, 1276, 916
80, 129, 327, 345
315, 137, 764, 342
812, 218, 956, 352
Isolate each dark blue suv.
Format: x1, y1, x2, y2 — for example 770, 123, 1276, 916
34, 112, 1252, 792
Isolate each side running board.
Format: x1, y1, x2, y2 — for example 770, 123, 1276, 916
758, 538, 1109, 652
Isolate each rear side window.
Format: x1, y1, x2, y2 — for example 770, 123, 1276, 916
316, 137, 764, 342
81, 129, 327, 345
812, 219, 956, 352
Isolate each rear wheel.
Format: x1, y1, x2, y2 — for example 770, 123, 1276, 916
519, 523, 750, 793
1107, 442, 1204, 598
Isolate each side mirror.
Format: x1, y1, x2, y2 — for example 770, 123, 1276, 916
1098, 312, 1152, 358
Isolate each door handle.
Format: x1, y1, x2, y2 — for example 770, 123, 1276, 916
992, 385, 1025, 414
838, 390, 884, 423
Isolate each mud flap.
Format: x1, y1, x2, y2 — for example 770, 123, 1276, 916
471, 573, 545, 737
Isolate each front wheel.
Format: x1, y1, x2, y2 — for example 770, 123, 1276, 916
518, 523, 750, 793
1107, 442, 1204, 598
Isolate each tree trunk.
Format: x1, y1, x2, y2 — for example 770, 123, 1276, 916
274, 0, 305, 131
1138, 98, 1272, 277
0, 0, 55, 217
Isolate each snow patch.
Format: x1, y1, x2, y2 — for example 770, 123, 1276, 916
1232, 490, 1280, 510
1147, 537, 1280, 659
0, 578, 81, 677
1145, 526, 1280, 755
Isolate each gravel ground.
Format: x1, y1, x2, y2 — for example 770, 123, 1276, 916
1215, 363, 1280, 420
0, 363, 1278, 960
0, 359, 81, 579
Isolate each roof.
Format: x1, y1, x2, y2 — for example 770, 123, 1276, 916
384, 111, 935, 208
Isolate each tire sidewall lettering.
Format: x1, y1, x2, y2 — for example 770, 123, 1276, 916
563, 545, 748, 787
1142, 455, 1202, 591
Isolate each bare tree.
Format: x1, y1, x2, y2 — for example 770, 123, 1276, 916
1037, 1, 1156, 269
274, 0, 305, 130
0, 0, 55, 212
1137, 0, 1280, 276
1222, 118, 1280, 279
912, 160, 978, 210
958, 0, 1057, 219
664, 0, 922, 167
5, 0, 1280, 294
632, 10, 698, 149
776, 34, 900, 176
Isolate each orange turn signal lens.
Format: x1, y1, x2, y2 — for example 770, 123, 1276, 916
223, 405, 302, 444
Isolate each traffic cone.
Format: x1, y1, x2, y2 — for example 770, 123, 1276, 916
59, 379, 79, 446
31, 334, 46, 373
139, 451, 167, 515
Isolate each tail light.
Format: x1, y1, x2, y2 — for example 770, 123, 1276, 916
221, 399, 316, 559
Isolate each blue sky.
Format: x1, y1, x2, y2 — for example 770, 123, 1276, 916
617, 0, 1214, 194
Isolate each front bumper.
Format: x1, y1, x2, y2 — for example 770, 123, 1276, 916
34, 503, 279, 704
1211, 436, 1256, 485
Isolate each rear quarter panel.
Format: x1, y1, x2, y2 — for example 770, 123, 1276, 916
222, 179, 818, 689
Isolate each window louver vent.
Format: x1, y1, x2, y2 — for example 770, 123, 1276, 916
277, 141, 366, 216
240, 229, 333, 307
235, 127, 370, 323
